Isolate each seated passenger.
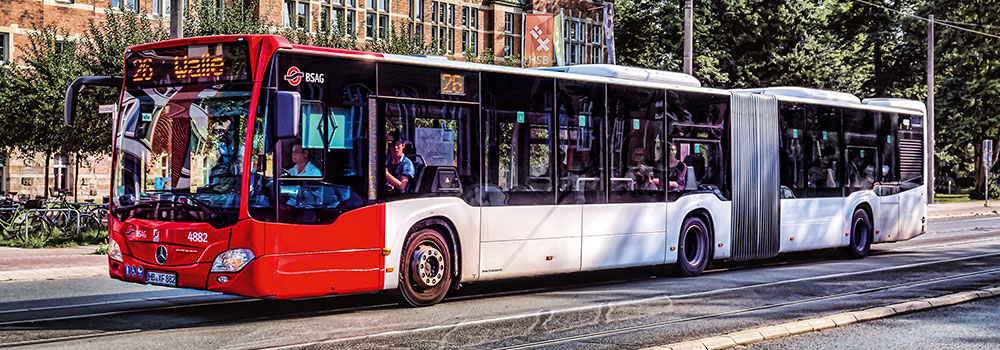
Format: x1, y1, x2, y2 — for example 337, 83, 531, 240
667, 142, 687, 191
286, 142, 321, 177
626, 147, 658, 191
386, 138, 415, 193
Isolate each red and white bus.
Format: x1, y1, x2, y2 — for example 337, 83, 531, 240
64, 35, 927, 306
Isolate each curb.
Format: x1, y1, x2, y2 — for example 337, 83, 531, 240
643, 286, 1000, 350
927, 211, 1000, 221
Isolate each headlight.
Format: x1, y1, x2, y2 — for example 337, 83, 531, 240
108, 239, 122, 262
211, 249, 255, 273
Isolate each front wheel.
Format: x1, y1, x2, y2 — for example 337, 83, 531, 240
845, 208, 872, 258
676, 216, 711, 276
397, 228, 452, 307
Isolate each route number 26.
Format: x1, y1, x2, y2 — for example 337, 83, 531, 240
441, 73, 465, 96
188, 231, 209, 243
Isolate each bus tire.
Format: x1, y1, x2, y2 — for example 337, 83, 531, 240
397, 228, 452, 307
845, 208, 872, 258
677, 215, 711, 277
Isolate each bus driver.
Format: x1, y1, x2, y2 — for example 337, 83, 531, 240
286, 141, 322, 177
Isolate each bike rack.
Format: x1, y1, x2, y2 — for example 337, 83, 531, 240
25, 208, 81, 239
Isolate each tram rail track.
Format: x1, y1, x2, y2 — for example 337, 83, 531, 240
4, 227, 1000, 349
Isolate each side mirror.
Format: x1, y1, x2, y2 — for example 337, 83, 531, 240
64, 76, 123, 125
276, 91, 301, 139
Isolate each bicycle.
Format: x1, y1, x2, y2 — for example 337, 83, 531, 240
0, 201, 50, 243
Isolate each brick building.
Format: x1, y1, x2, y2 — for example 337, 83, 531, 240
0, 0, 609, 200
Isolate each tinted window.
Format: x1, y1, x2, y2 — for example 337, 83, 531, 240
378, 63, 479, 103
779, 102, 806, 198
556, 80, 605, 204
878, 112, 898, 184
249, 55, 374, 224
608, 85, 665, 203
483, 72, 554, 206
379, 100, 479, 202
843, 108, 877, 192
804, 105, 842, 197
666, 90, 729, 201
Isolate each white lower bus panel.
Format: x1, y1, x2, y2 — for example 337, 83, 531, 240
383, 198, 482, 290
779, 197, 846, 252
665, 193, 732, 264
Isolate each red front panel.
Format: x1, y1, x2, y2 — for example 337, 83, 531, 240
270, 204, 385, 299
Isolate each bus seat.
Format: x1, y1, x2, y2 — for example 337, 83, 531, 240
684, 166, 697, 191
406, 154, 425, 193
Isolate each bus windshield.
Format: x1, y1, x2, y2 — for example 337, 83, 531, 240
112, 42, 252, 226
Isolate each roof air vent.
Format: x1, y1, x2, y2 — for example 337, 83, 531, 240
537, 64, 701, 87
740, 87, 861, 104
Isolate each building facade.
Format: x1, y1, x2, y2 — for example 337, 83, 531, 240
0, 0, 609, 200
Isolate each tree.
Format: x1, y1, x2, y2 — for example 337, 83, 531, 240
184, 0, 271, 37
0, 26, 86, 198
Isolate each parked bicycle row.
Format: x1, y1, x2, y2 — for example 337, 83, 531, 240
0, 190, 108, 244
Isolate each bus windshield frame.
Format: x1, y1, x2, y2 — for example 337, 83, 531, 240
111, 42, 253, 228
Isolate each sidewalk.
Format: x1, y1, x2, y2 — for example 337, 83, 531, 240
0, 246, 107, 282
927, 200, 1000, 220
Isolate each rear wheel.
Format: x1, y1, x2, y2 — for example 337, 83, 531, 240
23, 214, 49, 243
397, 228, 452, 307
845, 208, 872, 258
676, 216, 711, 276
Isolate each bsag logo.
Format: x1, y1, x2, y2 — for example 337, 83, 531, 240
284, 66, 324, 86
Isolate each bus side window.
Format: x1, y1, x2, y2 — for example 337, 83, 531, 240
482, 72, 555, 206
608, 86, 665, 204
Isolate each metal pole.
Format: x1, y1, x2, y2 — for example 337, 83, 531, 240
926, 15, 935, 204
170, 0, 183, 39
683, 0, 693, 74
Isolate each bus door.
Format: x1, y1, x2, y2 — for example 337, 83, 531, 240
875, 112, 899, 242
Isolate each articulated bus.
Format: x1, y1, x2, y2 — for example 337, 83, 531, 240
64, 35, 926, 306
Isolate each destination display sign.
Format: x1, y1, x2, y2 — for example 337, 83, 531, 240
125, 42, 250, 87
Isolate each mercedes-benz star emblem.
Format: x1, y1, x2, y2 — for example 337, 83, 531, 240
155, 245, 168, 265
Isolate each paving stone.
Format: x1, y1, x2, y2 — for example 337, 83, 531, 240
757, 326, 790, 340
727, 330, 764, 345
701, 336, 737, 350
828, 313, 859, 326
888, 301, 933, 313
805, 318, 837, 331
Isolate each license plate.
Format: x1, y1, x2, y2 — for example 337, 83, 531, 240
145, 270, 177, 287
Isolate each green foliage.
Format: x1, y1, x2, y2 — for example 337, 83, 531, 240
0, 26, 85, 159
363, 23, 440, 55
184, 0, 272, 36
969, 183, 1000, 200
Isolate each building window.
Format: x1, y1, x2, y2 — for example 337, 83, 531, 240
321, 0, 356, 36
284, 0, 310, 30
504, 12, 513, 33
460, 6, 478, 55
409, 0, 424, 39
126, 0, 138, 11
364, 0, 389, 40
431, 1, 456, 53
0, 158, 6, 194
153, 0, 162, 15
0, 33, 9, 64
561, 17, 602, 66
54, 156, 70, 192
504, 35, 513, 56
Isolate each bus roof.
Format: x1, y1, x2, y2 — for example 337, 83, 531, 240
133, 35, 923, 116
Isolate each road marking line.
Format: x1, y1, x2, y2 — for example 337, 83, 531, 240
261, 253, 1000, 349
644, 285, 1000, 350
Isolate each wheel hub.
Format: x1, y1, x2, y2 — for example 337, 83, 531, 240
411, 244, 445, 288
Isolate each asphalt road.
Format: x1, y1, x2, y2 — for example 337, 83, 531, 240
2, 215, 1000, 349
740, 293, 1000, 350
